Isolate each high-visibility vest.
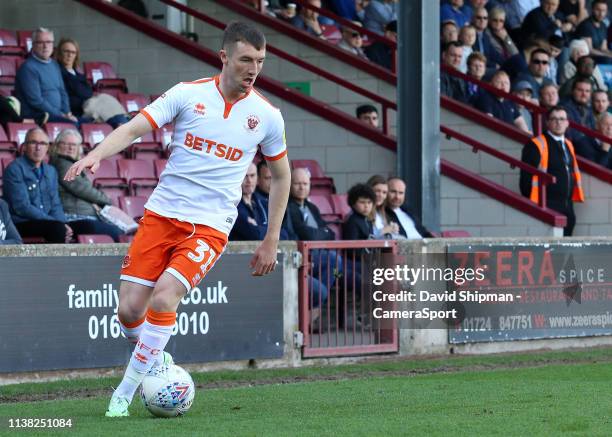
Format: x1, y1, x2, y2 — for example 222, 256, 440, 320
529, 134, 585, 204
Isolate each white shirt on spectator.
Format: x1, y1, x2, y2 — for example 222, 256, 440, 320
392, 207, 423, 239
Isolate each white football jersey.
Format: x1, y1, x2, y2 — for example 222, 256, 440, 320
140, 76, 287, 235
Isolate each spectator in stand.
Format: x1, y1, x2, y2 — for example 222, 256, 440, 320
329, 0, 364, 21
521, 0, 574, 44
544, 35, 563, 84
0, 198, 22, 245
342, 183, 375, 240
513, 80, 535, 132
592, 90, 611, 119
366, 174, 401, 239
2, 128, 73, 243
559, 0, 587, 28
49, 129, 123, 242
385, 177, 434, 239
494, 0, 538, 37
520, 106, 584, 236
458, 25, 477, 73
363, 0, 397, 35
561, 77, 596, 140
337, 22, 368, 60
441, 0, 471, 28
256, 160, 272, 199
576, 112, 612, 169
55, 38, 129, 128
486, 7, 519, 63
471, 7, 505, 71
474, 70, 531, 132
575, 0, 612, 64
442, 20, 460, 47
291, 0, 327, 39
559, 55, 606, 99
364, 19, 396, 70
356, 104, 379, 128
514, 48, 554, 98
501, 42, 539, 81
15, 28, 77, 125
441, 41, 470, 103
466, 52, 487, 102
560, 39, 608, 91
539, 83, 560, 109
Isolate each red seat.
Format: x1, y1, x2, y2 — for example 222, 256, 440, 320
81, 123, 113, 149
97, 88, 122, 99
0, 84, 14, 96
0, 30, 24, 56
327, 222, 342, 240
16, 30, 32, 53
441, 230, 472, 238
83, 62, 128, 92
117, 159, 158, 196
290, 159, 327, 177
92, 159, 127, 206
118, 92, 149, 112
154, 159, 167, 178
290, 159, 336, 194
331, 193, 351, 220
45, 123, 77, 142
0, 125, 17, 153
77, 234, 115, 244
132, 143, 163, 162
321, 24, 342, 45
7, 122, 38, 149
99, 186, 128, 206
118, 195, 147, 220
0, 57, 17, 84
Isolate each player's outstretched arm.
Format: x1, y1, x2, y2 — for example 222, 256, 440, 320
250, 155, 291, 276
63, 114, 153, 181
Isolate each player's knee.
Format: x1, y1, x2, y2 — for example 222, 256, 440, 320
149, 288, 184, 313
117, 306, 144, 325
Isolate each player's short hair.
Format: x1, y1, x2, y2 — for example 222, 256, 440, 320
222, 21, 266, 54
356, 104, 378, 118
347, 183, 376, 207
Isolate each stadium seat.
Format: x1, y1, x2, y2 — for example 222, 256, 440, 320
7, 121, 38, 148
0, 125, 17, 154
331, 193, 351, 220
45, 123, 77, 141
77, 234, 115, 244
0, 57, 17, 84
441, 230, 472, 238
117, 159, 158, 196
0, 84, 14, 96
290, 159, 336, 194
154, 159, 167, 178
326, 222, 342, 240
118, 92, 149, 113
118, 195, 147, 220
0, 30, 24, 56
83, 62, 128, 92
16, 30, 32, 53
81, 123, 113, 149
154, 124, 174, 148
310, 194, 342, 223
131, 143, 163, 162
92, 159, 127, 205
321, 24, 342, 45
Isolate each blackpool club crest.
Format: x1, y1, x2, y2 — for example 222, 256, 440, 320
245, 114, 260, 133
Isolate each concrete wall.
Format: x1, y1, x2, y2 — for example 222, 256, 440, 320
0, 0, 394, 193
442, 108, 612, 237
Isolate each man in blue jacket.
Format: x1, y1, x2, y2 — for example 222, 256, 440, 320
15, 27, 78, 125
3, 128, 73, 243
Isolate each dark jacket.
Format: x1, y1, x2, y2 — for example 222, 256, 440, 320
50, 154, 112, 217
365, 41, 392, 70
520, 132, 575, 210
342, 210, 373, 240
0, 198, 22, 244
521, 7, 566, 43
575, 136, 612, 169
472, 30, 505, 69
287, 198, 335, 241
561, 97, 596, 141
2, 156, 66, 224
59, 66, 93, 117
231, 192, 272, 241
385, 206, 433, 238
441, 70, 469, 103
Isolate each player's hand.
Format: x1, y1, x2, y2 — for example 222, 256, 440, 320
64, 155, 101, 181
250, 238, 279, 276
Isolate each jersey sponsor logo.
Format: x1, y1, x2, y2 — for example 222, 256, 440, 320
184, 132, 244, 161
245, 114, 260, 133
193, 102, 206, 116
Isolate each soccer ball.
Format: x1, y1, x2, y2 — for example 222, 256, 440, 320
140, 364, 195, 418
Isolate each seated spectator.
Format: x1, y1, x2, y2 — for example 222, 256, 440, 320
442, 20, 460, 48
56, 38, 129, 128
561, 77, 596, 140
291, 0, 326, 39
342, 183, 375, 240
2, 128, 73, 243
514, 47, 554, 98
441, 42, 469, 103
501, 42, 539, 82
560, 39, 607, 90
575, 112, 612, 169
441, 0, 471, 28
520, 0, 574, 44
329, 0, 361, 21
559, 0, 587, 28
356, 104, 379, 128
539, 83, 560, 110
363, 0, 397, 35
495, 0, 538, 35
512, 80, 535, 133
474, 70, 531, 133
466, 52, 487, 103
575, 0, 612, 64
364, 20, 396, 70
458, 25, 476, 73
559, 55, 606, 99
15, 28, 77, 125
49, 129, 123, 242
486, 7, 519, 62
337, 22, 368, 60
0, 198, 22, 245
256, 159, 272, 198
366, 174, 401, 239
471, 7, 505, 71
385, 177, 434, 239
544, 34, 563, 84
592, 89, 611, 119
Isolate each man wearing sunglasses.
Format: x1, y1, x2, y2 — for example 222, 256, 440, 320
338, 22, 368, 60
515, 48, 554, 98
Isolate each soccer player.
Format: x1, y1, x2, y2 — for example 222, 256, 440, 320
64, 21, 291, 417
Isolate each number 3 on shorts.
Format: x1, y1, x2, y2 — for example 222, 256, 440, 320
187, 239, 217, 273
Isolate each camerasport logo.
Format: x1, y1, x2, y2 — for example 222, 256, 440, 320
193, 103, 206, 116
244, 114, 260, 133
